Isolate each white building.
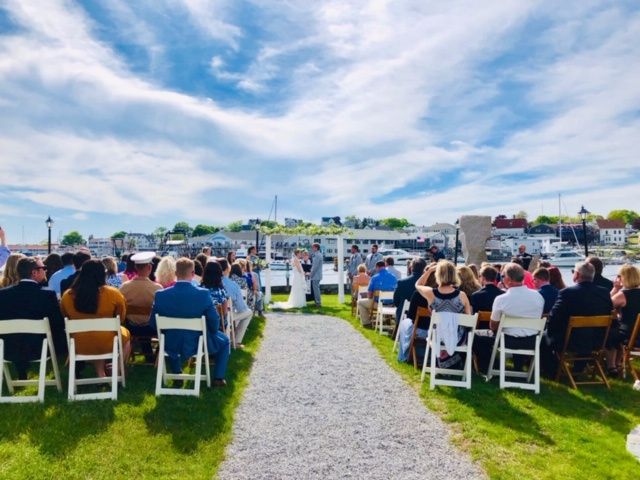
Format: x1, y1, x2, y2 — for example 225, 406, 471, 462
596, 219, 627, 245
87, 236, 113, 257
124, 233, 158, 251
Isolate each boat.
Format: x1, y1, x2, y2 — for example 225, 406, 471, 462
547, 249, 586, 267
378, 248, 414, 265
269, 259, 289, 270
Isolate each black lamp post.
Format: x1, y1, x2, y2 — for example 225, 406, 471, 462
255, 218, 261, 254
46, 216, 53, 254
454, 219, 460, 266
578, 205, 589, 257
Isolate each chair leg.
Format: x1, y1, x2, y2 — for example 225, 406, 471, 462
68, 340, 76, 401
155, 335, 165, 395
37, 340, 48, 403
499, 337, 506, 390
594, 359, 610, 389
111, 337, 118, 401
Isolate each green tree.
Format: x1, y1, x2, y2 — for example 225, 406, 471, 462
607, 209, 639, 225
532, 215, 556, 225
380, 217, 412, 230
259, 220, 278, 229
192, 224, 219, 237
173, 221, 192, 236
515, 210, 528, 220
110, 230, 126, 239
344, 215, 360, 228
62, 231, 85, 246
226, 220, 243, 232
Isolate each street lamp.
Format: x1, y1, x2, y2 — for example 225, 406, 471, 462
454, 219, 460, 266
578, 205, 589, 257
46, 216, 53, 254
255, 218, 261, 254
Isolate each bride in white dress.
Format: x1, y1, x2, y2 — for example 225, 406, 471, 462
272, 249, 308, 309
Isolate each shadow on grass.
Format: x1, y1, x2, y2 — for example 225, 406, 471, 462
143, 318, 264, 454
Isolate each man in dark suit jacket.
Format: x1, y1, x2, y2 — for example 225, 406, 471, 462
0, 257, 66, 378
470, 266, 504, 313
393, 258, 426, 323
543, 262, 613, 376
587, 256, 613, 292
60, 250, 91, 296
149, 258, 229, 386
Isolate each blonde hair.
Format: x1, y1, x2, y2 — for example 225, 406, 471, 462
175, 257, 194, 279
457, 265, 481, 295
156, 256, 177, 286
235, 259, 248, 272
0, 253, 26, 287
435, 260, 459, 287
101, 257, 118, 276
357, 263, 367, 274
620, 264, 640, 289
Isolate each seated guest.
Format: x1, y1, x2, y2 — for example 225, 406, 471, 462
606, 264, 640, 374
548, 266, 566, 290
457, 265, 481, 299
510, 257, 535, 289
357, 260, 398, 326
48, 251, 75, 296
385, 256, 402, 281
202, 246, 212, 257
149, 255, 161, 283
193, 259, 203, 284
0, 257, 67, 379
219, 259, 253, 347
60, 250, 91, 296
543, 262, 613, 377
587, 256, 613, 291
468, 264, 479, 279
226, 250, 236, 265
0, 226, 10, 269
352, 263, 371, 294
120, 252, 162, 359
533, 267, 558, 314
474, 263, 544, 372
122, 255, 137, 281
195, 253, 209, 274
156, 256, 177, 288
61, 260, 131, 378
245, 260, 264, 315
470, 266, 504, 313
150, 258, 229, 386
43, 253, 63, 287
102, 257, 124, 288
0, 253, 25, 288
393, 258, 426, 324
397, 264, 434, 362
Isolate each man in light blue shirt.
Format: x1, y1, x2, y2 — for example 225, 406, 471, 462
357, 260, 398, 325
47, 252, 75, 297
0, 227, 9, 269
220, 259, 253, 346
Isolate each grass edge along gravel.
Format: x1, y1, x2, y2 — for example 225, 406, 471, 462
270, 294, 640, 480
0, 316, 266, 480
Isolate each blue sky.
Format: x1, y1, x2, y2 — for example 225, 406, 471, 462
0, 0, 639, 243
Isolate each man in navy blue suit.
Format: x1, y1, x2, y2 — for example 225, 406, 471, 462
150, 257, 230, 386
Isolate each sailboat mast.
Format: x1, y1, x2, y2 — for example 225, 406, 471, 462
275, 195, 277, 224
558, 193, 562, 240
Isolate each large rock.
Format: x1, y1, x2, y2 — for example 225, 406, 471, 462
459, 215, 491, 266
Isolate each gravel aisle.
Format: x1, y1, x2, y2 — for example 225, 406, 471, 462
218, 313, 485, 480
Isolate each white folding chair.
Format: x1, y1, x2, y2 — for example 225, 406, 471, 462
485, 314, 546, 394
421, 312, 478, 389
155, 315, 211, 397
65, 317, 125, 401
392, 300, 411, 352
374, 291, 396, 335
226, 299, 237, 349
0, 318, 62, 403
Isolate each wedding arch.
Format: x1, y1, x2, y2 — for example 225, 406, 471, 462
258, 224, 348, 304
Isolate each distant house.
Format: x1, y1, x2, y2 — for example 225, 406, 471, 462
321, 216, 342, 226
493, 217, 527, 237
87, 236, 113, 257
124, 233, 158, 251
284, 218, 302, 228
596, 219, 626, 245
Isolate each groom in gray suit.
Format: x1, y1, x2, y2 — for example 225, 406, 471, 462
309, 243, 323, 306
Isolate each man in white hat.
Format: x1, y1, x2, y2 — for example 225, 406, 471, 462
120, 252, 162, 360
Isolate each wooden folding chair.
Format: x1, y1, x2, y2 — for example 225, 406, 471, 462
422, 312, 478, 389
392, 300, 410, 352
555, 314, 614, 390
476, 311, 492, 330
126, 305, 156, 365
0, 318, 62, 403
351, 283, 368, 317
410, 306, 430, 370
65, 317, 126, 401
155, 315, 211, 397
223, 300, 237, 349
623, 314, 640, 381
486, 315, 546, 394
374, 291, 395, 335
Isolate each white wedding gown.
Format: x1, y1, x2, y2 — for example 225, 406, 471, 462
272, 256, 308, 309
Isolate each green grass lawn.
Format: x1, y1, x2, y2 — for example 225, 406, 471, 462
271, 294, 640, 479
0, 317, 265, 480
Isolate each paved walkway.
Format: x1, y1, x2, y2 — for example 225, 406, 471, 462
218, 313, 484, 479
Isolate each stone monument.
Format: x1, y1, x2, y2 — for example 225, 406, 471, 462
459, 215, 491, 266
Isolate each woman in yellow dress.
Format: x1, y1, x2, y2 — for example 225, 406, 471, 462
61, 259, 131, 377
